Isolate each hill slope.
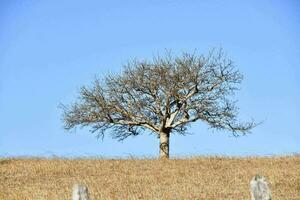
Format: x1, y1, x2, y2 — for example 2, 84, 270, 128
0, 156, 299, 199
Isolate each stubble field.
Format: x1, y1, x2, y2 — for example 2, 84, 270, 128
0, 156, 299, 200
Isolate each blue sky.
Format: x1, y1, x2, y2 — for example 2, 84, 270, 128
0, 0, 299, 158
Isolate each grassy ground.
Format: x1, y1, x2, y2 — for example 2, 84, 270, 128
0, 156, 299, 200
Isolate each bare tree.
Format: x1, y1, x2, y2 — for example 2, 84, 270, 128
61, 49, 257, 159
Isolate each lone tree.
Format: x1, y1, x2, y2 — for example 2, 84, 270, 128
61, 49, 256, 159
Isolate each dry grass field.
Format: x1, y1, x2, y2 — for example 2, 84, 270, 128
0, 156, 299, 200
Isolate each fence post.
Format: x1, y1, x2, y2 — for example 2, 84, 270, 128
250, 175, 272, 200
72, 184, 90, 200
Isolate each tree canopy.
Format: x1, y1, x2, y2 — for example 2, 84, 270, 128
61, 49, 256, 158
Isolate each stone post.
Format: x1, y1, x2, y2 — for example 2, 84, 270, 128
250, 175, 272, 200
72, 184, 90, 200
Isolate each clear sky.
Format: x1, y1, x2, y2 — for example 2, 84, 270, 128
0, 0, 299, 158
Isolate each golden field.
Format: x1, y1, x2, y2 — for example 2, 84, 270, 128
0, 156, 299, 200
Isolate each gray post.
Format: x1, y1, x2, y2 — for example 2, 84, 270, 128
250, 175, 272, 200
72, 184, 90, 200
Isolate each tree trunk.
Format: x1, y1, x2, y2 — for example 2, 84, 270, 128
159, 130, 170, 159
